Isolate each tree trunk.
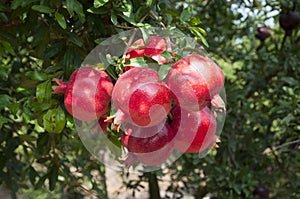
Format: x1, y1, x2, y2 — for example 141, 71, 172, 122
147, 172, 161, 199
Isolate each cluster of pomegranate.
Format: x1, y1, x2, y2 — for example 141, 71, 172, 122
53, 35, 225, 167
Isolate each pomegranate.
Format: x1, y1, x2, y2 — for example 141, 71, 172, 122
126, 38, 145, 60
255, 27, 272, 41
125, 39, 146, 71
111, 67, 172, 127
144, 36, 168, 64
124, 36, 169, 71
279, 11, 300, 31
166, 54, 224, 111
122, 122, 175, 166
171, 106, 217, 153
52, 66, 113, 121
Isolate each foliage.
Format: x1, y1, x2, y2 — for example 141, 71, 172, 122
0, 0, 299, 199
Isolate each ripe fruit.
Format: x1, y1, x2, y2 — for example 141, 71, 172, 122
126, 38, 146, 59
122, 122, 175, 166
144, 36, 168, 64
166, 54, 224, 111
124, 36, 169, 71
253, 184, 270, 198
170, 106, 217, 153
52, 66, 113, 121
255, 27, 272, 41
125, 39, 145, 71
112, 67, 172, 127
279, 11, 300, 31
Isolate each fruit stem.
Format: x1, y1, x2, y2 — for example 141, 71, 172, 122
113, 109, 127, 126
146, 172, 161, 199
52, 78, 68, 94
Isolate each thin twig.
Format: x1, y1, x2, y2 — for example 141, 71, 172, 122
273, 139, 300, 151
149, 10, 166, 29
115, 25, 136, 30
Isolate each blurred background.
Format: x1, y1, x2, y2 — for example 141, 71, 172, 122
0, 0, 299, 198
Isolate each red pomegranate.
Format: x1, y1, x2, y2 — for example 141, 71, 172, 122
111, 67, 172, 127
171, 106, 217, 153
122, 122, 175, 166
166, 54, 224, 111
124, 36, 169, 71
144, 36, 168, 64
52, 66, 113, 121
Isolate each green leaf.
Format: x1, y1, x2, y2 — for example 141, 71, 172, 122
48, 166, 59, 191
161, 51, 173, 60
94, 0, 110, 8
145, 0, 153, 7
55, 13, 67, 29
190, 17, 201, 26
35, 174, 48, 190
25, 70, 49, 81
0, 115, 8, 128
45, 41, 65, 60
124, 57, 148, 68
66, 0, 85, 23
43, 106, 66, 134
11, 0, 24, 9
0, 94, 12, 110
0, 3, 9, 12
180, 8, 192, 22
0, 13, 8, 23
158, 63, 172, 81
281, 77, 299, 86
36, 81, 52, 103
0, 40, 15, 55
190, 27, 209, 47
32, 5, 54, 14
111, 14, 118, 25
65, 32, 82, 47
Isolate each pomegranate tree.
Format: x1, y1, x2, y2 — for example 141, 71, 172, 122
171, 106, 217, 153
166, 54, 225, 112
52, 66, 113, 121
111, 67, 172, 127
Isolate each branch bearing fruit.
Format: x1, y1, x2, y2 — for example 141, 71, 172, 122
166, 54, 224, 111
112, 67, 172, 127
52, 66, 113, 121
170, 106, 217, 153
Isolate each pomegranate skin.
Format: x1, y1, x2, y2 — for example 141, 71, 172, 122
126, 38, 145, 59
171, 106, 217, 153
125, 39, 145, 71
122, 122, 175, 166
166, 54, 224, 111
128, 82, 172, 126
112, 67, 172, 127
144, 36, 168, 64
125, 36, 169, 72
53, 66, 113, 121
279, 11, 300, 31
